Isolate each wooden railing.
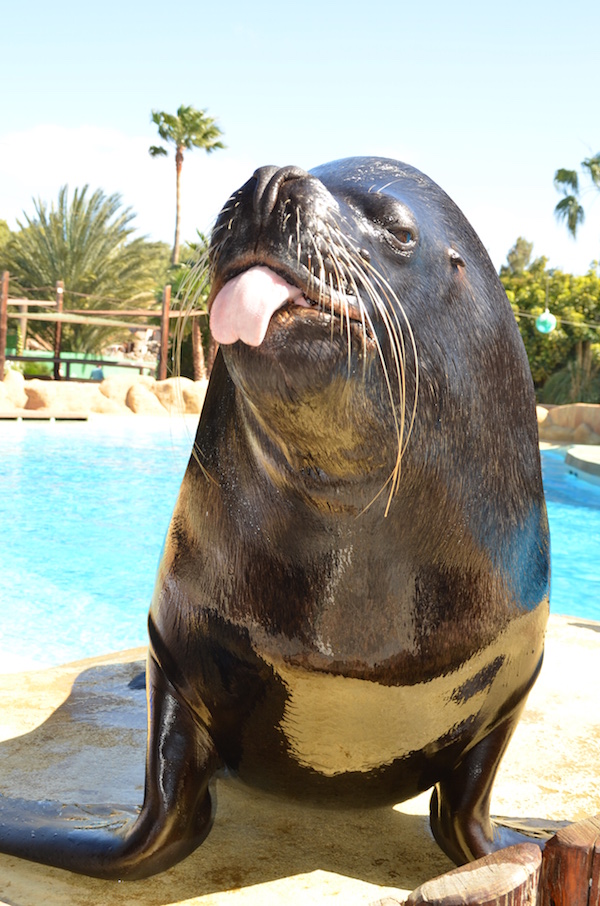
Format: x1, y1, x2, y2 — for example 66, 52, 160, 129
5, 354, 155, 381
0, 273, 206, 382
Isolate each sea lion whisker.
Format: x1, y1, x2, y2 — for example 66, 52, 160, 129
346, 266, 409, 510
363, 265, 419, 457
339, 274, 354, 376
324, 248, 348, 337
346, 268, 405, 437
328, 241, 385, 362
211, 201, 235, 221
368, 302, 410, 494
305, 226, 330, 312
355, 257, 416, 409
327, 272, 337, 343
342, 265, 370, 371
324, 247, 364, 369
295, 207, 303, 267
359, 282, 405, 422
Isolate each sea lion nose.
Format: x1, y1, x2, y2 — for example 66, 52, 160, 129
253, 165, 309, 221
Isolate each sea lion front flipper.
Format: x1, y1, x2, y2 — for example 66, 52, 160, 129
0, 655, 219, 880
429, 700, 540, 865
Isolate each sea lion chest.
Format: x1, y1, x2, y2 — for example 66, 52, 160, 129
152, 460, 544, 795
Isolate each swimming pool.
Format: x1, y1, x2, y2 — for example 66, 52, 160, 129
0, 417, 197, 672
540, 446, 600, 623
0, 420, 598, 672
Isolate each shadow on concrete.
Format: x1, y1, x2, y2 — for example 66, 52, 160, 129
569, 620, 600, 634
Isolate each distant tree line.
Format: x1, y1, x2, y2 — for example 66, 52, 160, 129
501, 238, 600, 404
1, 116, 599, 398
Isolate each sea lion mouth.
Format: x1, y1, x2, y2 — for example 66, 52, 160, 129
209, 262, 367, 348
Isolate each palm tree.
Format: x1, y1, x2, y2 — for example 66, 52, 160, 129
167, 234, 212, 380
554, 153, 600, 238
149, 105, 225, 266
3, 186, 170, 351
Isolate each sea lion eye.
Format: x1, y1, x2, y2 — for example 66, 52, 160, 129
363, 197, 417, 255
384, 222, 417, 254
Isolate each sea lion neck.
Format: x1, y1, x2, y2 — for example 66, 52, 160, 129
231, 373, 394, 514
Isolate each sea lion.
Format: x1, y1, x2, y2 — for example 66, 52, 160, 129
0, 157, 550, 879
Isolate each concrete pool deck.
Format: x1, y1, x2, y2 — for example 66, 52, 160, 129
0, 614, 598, 905
564, 444, 600, 484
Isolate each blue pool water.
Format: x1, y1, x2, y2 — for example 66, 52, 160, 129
540, 447, 600, 623
0, 417, 198, 671
0, 421, 598, 671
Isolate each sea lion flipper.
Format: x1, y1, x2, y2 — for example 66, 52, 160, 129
429, 699, 537, 865
0, 656, 218, 880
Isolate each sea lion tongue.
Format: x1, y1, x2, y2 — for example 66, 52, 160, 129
210, 265, 307, 346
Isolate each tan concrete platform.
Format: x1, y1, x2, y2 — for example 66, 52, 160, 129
0, 614, 598, 905
565, 444, 600, 483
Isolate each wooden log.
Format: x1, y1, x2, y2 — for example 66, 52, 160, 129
591, 844, 600, 906
6, 297, 56, 306
17, 302, 27, 351
15, 311, 162, 330
404, 843, 541, 905
538, 814, 600, 906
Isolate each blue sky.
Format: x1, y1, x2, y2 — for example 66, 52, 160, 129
1, 0, 599, 274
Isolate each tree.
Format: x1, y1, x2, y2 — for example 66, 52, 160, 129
505, 236, 533, 274
164, 233, 213, 380
149, 105, 224, 266
3, 186, 170, 352
0, 219, 11, 250
500, 240, 600, 402
553, 153, 600, 238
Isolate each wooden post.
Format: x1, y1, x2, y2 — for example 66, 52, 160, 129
405, 843, 542, 906
159, 284, 171, 381
18, 304, 27, 353
0, 272, 8, 381
53, 280, 64, 381
538, 814, 600, 906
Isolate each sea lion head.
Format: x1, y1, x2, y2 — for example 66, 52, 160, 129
203, 157, 532, 512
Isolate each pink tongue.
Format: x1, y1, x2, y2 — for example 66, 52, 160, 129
209, 266, 306, 346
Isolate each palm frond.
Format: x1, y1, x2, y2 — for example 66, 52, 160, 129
583, 153, 600, 189
553, 168, 579, 193
150, 105, 225, 154
4, 186, 170, 352
554, 195, 585, 238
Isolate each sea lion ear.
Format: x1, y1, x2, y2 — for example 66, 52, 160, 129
448, 248, 466, 268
